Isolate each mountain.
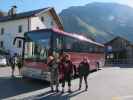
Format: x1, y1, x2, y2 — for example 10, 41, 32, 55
59, 2, 133, 43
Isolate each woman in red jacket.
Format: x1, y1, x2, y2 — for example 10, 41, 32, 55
60, 54, 73, 93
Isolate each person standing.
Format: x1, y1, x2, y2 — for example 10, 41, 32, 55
60, 54, 73, 93
9, 54, 15, 77
6, 53, 10, 66
48, 54, 60, 92
17, 55, 23, 76
78, 57, 90, 91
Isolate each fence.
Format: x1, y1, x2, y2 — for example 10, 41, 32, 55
105, 59, 133, 66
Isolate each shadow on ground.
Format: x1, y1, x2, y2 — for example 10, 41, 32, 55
0, 66, 97, 99
0, 76, 86, 100
0, 76, 49, 99
25, 89, 86, 100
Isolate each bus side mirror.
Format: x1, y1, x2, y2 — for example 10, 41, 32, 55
13, 37, 17, 45
13, 37, 25, 45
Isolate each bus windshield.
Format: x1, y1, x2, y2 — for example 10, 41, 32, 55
24, 31, 51, 61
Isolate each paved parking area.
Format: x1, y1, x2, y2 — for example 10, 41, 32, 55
0, 66, 133, 100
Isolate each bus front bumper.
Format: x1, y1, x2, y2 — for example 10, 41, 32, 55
21, 67, 50, 81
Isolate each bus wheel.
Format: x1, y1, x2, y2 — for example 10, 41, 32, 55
96, 62, 100, 71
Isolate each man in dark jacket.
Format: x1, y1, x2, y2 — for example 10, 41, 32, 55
60, 54, 73, 93
78, 57, 90, 91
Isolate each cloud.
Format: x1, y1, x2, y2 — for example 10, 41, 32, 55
120, 0, 133, 7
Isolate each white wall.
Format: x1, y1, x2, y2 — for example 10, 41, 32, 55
30, 16, 46, 30
30, 12, 59, 30
0, 18, 28, 55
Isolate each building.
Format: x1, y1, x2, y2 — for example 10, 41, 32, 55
0, 6, 63, 55
105, 36, 133, 64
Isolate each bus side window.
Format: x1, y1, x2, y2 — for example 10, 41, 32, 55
63, 36, 72, 51
53, 34, 63, 51
57, 36, 63, 49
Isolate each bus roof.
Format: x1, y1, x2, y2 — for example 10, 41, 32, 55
25, 28, 104, 47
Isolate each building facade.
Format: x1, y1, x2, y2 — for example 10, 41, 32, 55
0, 7, 63, 55
105, 36, 133, 64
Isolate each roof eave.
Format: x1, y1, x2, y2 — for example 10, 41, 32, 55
34, 7, 52, 16
0, 16, 32, 22
49, 8, 64, 30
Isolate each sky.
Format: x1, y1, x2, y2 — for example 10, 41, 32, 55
0, 0, 133, 13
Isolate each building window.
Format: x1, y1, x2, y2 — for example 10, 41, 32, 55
0, 41, 4, 48
41, 17, 44, 22
18, 25, 22, 33
17, 40, 22, 48
36, 27, 40, 30
1, 28, 4, 35
89, 47, 93, 52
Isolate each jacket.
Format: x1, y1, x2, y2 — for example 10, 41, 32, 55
59, 60, 73, 79
78, 61, 90, 76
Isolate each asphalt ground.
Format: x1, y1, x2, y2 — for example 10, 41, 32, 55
0, 66, 133, 100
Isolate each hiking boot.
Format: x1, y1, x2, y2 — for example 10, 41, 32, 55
79, 85, 81, 90
85, 85, 88, 91
68, 89, 72, 93
56, 89, 59, 92
61, 88, 64, 93
51, 88, 54, 92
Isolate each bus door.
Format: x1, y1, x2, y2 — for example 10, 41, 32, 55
51, 33, 63, 56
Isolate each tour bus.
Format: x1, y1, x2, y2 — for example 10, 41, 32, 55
14, 28, 105, 81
